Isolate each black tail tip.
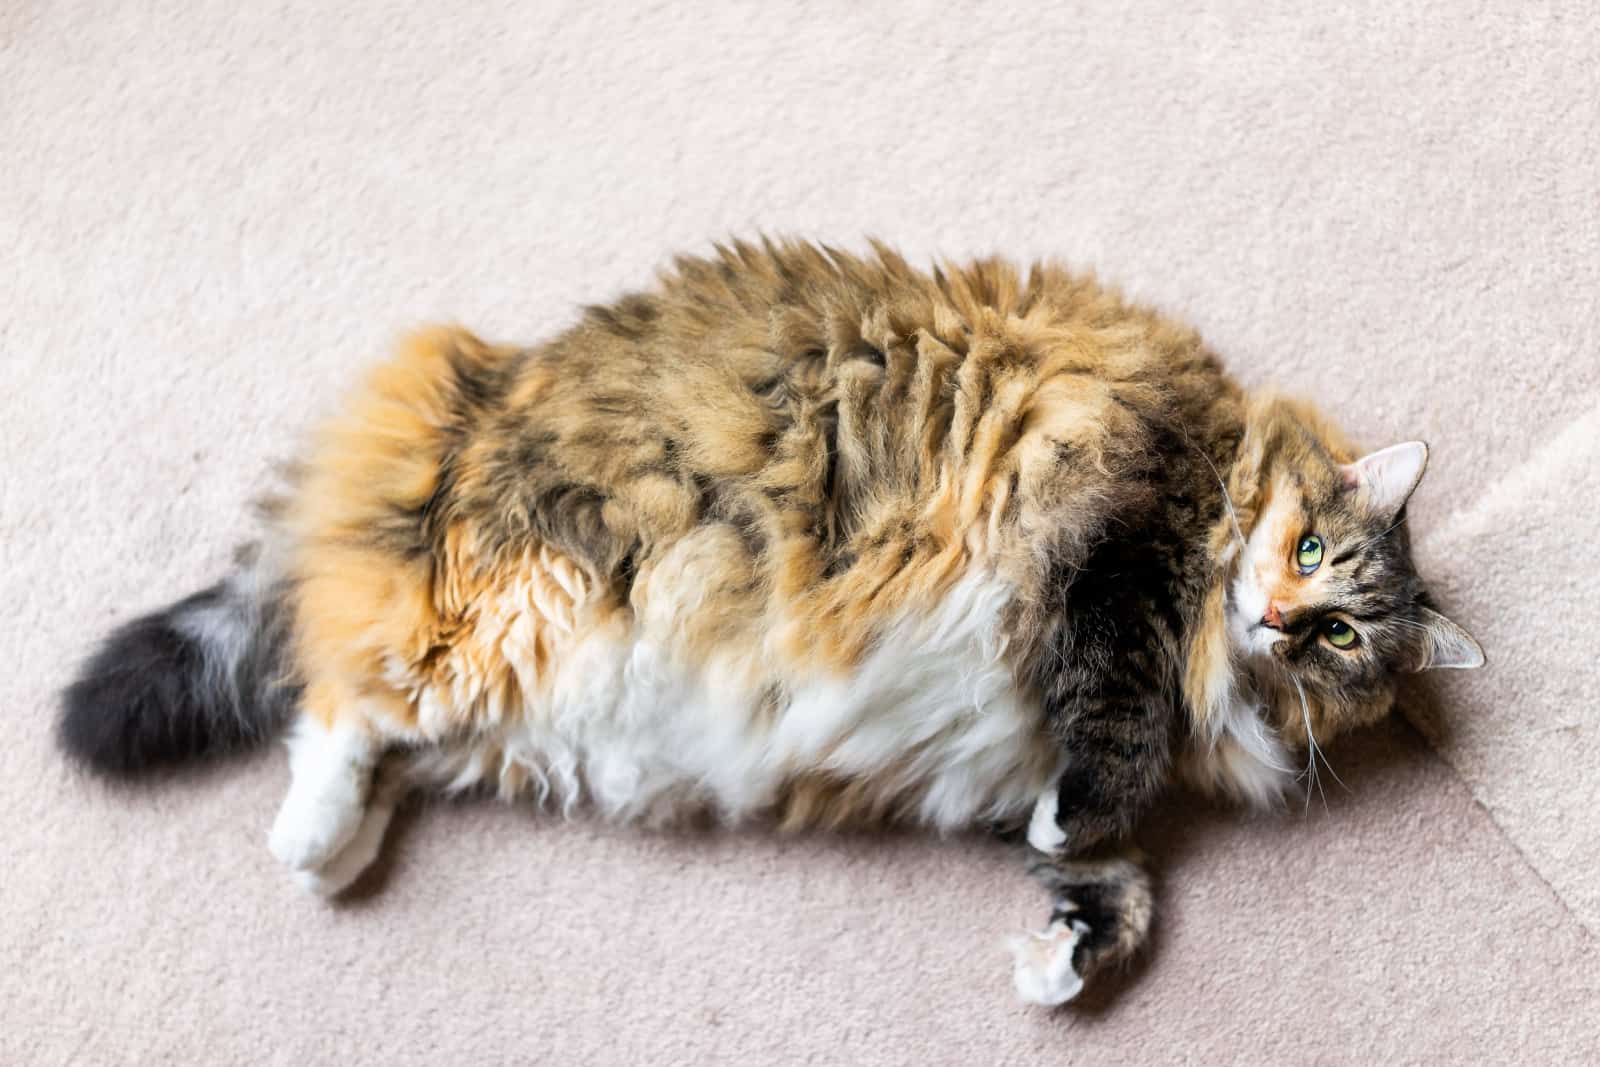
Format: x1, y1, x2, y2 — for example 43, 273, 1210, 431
58, 609, 226, 777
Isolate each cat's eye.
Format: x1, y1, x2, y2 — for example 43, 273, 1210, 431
1323, 618, 1359, 649
1295, 534, 1324, 575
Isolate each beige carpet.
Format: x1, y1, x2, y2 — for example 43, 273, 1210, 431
5, 2, 1598, 1062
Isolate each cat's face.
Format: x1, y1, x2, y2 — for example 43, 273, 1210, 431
1226, 440, 1482, 746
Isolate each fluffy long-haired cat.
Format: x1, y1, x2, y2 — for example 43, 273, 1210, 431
60, 239, 1483, 1006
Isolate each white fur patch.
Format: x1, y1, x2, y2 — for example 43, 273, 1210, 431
408, 568, 1059, 831
268, 716, 375, 872
1225, 473, 1294, 663
1227, 568, 1282, 661
1027, 787, 1066, 854
1206, 703, 1294, 807
1008, 918, 1088, 1006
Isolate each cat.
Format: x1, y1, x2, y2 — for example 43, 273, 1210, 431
59, 238, 1484, 1006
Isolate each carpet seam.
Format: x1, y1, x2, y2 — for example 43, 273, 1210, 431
1397, 713, 1598, 946
1402, 397, 1600, 942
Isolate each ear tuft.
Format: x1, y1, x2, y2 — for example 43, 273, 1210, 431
1341, 441, 1429, 519
1413, 607, 1485, 671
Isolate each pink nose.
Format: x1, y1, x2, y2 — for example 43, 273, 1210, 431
1261, 603, 1285, 630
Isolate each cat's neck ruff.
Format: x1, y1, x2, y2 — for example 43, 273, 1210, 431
1190, 668, 1296, 807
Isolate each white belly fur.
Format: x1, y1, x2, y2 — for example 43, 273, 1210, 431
404, 568, 1061, 831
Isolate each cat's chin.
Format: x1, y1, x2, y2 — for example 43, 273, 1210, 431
1231, 624, 1284, 664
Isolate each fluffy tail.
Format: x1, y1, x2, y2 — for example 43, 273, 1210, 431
59, 553, 297, 776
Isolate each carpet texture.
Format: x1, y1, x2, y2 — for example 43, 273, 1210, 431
4, 2, 1597, 1063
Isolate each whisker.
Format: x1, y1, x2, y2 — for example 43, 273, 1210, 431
1179, 423, 1246, 553
1203, 454, 1246, 552
1292, 675, 1352, 804
1292, 677, 1328, 812
1318, 746, 1351, 794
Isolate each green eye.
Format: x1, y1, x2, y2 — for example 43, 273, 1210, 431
1324, 618, 1359, 649
1296, 534, 1324, 574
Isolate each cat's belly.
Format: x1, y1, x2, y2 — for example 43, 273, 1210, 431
405, 568, 1060, 831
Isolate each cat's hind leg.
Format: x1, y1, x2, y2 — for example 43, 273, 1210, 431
1008, 849, 1152, 1006
268, 711, 379, 875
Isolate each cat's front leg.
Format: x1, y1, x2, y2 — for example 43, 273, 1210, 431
1027, 693, 1172, 857
1011, 691, 1168, 1005
1009, 848, 1153, 1007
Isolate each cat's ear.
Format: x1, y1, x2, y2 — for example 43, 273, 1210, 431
1412, 607, 1485, 671
1341, 441, 1429, 519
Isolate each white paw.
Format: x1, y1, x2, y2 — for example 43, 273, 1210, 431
288, 795, 396, 897
1008, 918, 1088, 1007
1027, 787, 1067, 854
269, 717, 376, 872
268, 774, 367, 871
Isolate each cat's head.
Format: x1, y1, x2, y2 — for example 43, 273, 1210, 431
1221, 399, 1483, 750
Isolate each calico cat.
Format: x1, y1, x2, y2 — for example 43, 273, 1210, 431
59, 239, 1483, 1006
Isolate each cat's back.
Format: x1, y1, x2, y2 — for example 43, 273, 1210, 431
508, 236, 1237, 563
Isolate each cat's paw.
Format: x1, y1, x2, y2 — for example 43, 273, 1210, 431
288, 794, 395, 896
1023, 851, 1153, 1001
268, 772, 367, 871
1008, 918, 1089, 1006
269, 717, 376, 873
282, 760, 405, 896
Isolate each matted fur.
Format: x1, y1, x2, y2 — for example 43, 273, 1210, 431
60, 238, 1483, 1003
